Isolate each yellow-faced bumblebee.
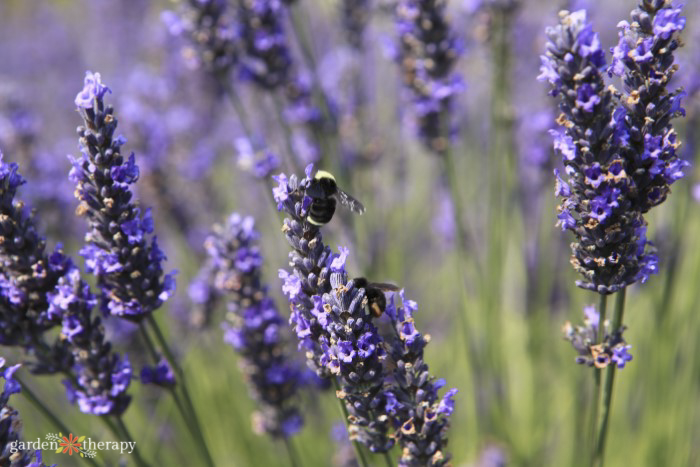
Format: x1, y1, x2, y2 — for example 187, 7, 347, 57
304, 170, 365, 225
354, 277, 400, 317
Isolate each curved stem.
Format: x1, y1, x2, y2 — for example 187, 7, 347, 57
332, 379, 369, 467
593, 289, 626, 467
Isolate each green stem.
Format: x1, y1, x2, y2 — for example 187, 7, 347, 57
271, 92, 302, 174
383, 451, 394, 467
593, 289, 626, 467
589, 293, 608, 466
16, 378, 100, 467
332, 379, 369, 467
144, 316, 216, 467
283, 437, 301, 467
114, 416, 149, 467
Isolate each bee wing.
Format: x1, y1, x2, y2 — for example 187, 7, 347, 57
336, 188, 365, 214
369, 282, 400, 292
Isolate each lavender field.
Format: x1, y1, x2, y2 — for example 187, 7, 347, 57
1, 0, 699, 466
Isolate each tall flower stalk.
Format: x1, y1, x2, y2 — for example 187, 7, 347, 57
204, 213, 305, 440
540, 5, 687, 465
273, 166, 457, 465
69, 71, 214, 467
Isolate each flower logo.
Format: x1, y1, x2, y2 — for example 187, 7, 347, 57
58, 433, 84, 456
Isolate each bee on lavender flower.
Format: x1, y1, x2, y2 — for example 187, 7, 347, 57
302, 170, 365, 225
353, 277, 399, 317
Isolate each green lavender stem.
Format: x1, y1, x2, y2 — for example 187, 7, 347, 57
483, 3, 517, 435
332, 378, 369, 467
283, 437, 301, 467
589, 293, 608, 465
593, 289, 626, 467
144, 316, 216, 467
114, 416, 149, 467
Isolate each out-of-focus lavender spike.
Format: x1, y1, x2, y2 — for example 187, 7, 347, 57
49, 268, 132, 415
539, 11, 656, 294
162, 0, 238, 76
70, 71, 176, 321
0, 360, 54, 466
384, 291, 457, 466
395, 0, 463, 154
562, 305, 632, 369
205, 213, 304, 438
342, 0, 371, 50
237, 0, 293, 90
0, 153, 73, 373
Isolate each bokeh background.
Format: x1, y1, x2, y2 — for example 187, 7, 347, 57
1, 0, 699, 465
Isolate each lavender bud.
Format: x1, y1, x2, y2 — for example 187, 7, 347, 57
206, 213, 304, 438
562, 305, 632, 369
70, 72, 176, 321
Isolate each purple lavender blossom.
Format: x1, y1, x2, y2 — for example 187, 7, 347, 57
539, 11, 657, 294
0, 360, 55, 466
608, 2, 688, 213
162, 0, 238, 75
205, 213, 303, 438
562, 305, 632, 369
384, 290, 457, 465
395, 0, 463, 154
49, 268, 132, 415
0, 153, 73, 372
141, 358, 176, 388
237, 0, 293, 90
70, 72, 176, 321
275, 167, 456, 456
342, 0, 371, 50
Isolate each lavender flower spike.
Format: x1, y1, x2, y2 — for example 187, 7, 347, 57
385, 291, 457, 466
395, 0, 463, 154
1, 153, 73, 372
539, 11, 656, 294
275, 167, 457, 455
162, 0, 238, 76
238, 0, 293, 90
0, 153, 73, 341
0, 359, 55, 466
49, 268, 132, 415
609, 2, 688, 212
70, 71, 176, 321
206, 213, 303, 437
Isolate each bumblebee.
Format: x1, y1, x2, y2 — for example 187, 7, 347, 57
354, 277, 399, 317
304, 170, 365, 225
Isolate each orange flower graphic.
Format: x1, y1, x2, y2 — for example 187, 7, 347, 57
59, 433, 82, 456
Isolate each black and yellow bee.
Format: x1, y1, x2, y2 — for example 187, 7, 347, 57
304, 170, 365, 225
353, 277, 400, 317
